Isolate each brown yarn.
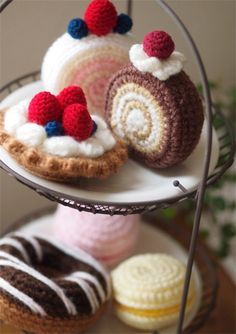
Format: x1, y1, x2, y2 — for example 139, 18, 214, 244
0, 294, 107, 334
105, 65, 204, 168
0, 112, 128, 181
0, 236, 108, 317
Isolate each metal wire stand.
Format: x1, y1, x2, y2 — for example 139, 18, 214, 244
0, 1, 235, 333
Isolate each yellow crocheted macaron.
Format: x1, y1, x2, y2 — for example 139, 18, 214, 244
111, 253, 195, 331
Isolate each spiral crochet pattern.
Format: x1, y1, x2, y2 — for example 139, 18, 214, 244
112, 254, 195, 330
53, 205, 140, 267
42, 33, 132, 116
105, 65, 204, 168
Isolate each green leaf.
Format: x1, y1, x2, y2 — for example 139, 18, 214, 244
161, 207, 177, 219
200, 229, 210, 240
221, 224, 236, 239
216, 239, 230, 258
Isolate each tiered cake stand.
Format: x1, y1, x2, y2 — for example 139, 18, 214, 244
0, 1, 235, 333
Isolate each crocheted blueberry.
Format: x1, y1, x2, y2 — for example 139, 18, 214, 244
84, 0, 117, 36
45, 121, 64, 138
63, 103, 93, 141
57, 86, 87, 110
114, 14, 133, 34
91, 120, 98, 136
28, 92, 62, 126
67, 18, 88, 39
143, 30, 175, 59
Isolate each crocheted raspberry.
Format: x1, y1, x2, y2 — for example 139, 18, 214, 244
57, 86, 87, 110
143, 31, 175, 59
84, 0, 117, 36
28, 92, 62, 126
63, 103, 93, 141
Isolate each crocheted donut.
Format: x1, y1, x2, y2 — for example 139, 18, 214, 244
105, 31, 204, 168
0, 233, 111, 334
42, 0, 133, 116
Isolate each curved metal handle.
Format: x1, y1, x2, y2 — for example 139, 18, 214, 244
0, 0, 13, 13
156, 1, 213, 332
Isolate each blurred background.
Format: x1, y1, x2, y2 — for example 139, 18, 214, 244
0, 0, 235, 229
0, 1, 235, 333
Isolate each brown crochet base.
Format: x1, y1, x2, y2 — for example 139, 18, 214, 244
105, 65, 204, 169
0, 112, 128, 181
0, 294, 107, 334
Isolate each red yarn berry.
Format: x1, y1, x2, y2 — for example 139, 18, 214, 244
57, 86, 87, 110
28, 92, 62, 126
63, 103, 93, 141
143, 31, 175, 60
84, 0, 117, 36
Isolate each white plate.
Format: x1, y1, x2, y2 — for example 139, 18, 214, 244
18, 213, 202, 334
0, 81, 219, 205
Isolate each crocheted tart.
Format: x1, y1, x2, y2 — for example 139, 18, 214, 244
0, 86, 128, 181
42, 0, 133, 116
0, 233, 111, 334
105, 31, 204, 168
111, 254, 195, 331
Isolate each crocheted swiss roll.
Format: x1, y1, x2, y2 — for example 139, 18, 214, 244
42, 0, 133, 117
105, 30, 204, 168
0, 232, 111, 334
0, 86, 128, 181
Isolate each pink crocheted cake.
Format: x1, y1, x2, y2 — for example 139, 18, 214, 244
42, 0, 133, 117
52, 205, 140, 267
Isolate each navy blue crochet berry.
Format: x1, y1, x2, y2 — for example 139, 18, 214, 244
45, 121, 64, 138
114, 14, 133, 34
68, 18, 88, 39
91, 120, 98, 136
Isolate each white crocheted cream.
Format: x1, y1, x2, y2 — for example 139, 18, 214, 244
4, 100, 116, 158
129, 44, 186, 80
42, 33, 133, 115
112, 254, 195, 331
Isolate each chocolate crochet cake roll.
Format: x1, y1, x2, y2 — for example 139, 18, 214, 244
105, 31, 204, 168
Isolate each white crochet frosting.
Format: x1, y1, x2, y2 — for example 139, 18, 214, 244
4, 100, 116, 158
129, 44, 186, 81
41, 33, 132, 115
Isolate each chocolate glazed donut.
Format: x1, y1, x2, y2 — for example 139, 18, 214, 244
105, 64, 204, 168
0, 233, 111, 334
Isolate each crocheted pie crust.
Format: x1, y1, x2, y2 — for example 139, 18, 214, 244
0, 111, 128, 181
105, 65, 204, 169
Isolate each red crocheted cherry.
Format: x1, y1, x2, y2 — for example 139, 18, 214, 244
57, 86, 87, 110
63, 103, 93, 141
28, 92, 62, 126
84, 0, 117, 36
143, 31, 175, 60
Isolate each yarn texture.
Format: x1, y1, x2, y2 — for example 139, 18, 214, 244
105, 64, 204, 168
57, 86, 87, 110
0, 233, 110, 334
28, 92, 62, 126
84, 0, 117, 36
53, 206, 140, 267
67, 18, 88, 39
114, 14, 133, 34
62, 104, 93, 141
143, 30, 175, 59
45, 121, 64, 137
111, 254, 195, 330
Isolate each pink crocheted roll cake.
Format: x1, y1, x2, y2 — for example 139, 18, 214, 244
52, 205, 140, 267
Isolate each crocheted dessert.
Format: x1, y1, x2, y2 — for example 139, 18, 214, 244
112, 253, 195, 331
0, 232, 111, 334
42, 0, 133, 116
106, 30, 204, 168
0, 86, 128, 181
53, 205, 140, 268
